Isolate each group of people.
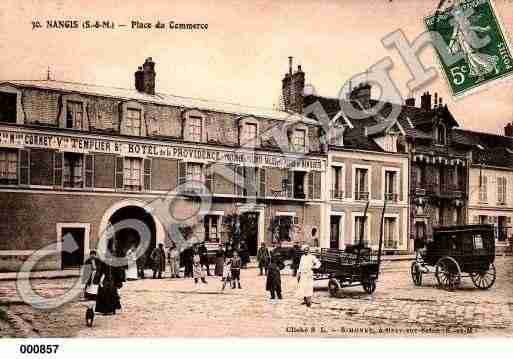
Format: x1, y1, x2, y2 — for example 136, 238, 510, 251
257, 242, 321, 306
83, 240, 322, 319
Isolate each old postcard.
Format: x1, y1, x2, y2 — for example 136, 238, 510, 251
1, 0, 513, 351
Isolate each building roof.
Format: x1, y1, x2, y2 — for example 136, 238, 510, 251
1, 79, 318, 125
452, 128, 513, 168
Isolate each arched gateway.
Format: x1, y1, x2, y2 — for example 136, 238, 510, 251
98, 200, 166, 260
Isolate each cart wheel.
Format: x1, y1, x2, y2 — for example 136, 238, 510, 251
435, 256, 461, 290
362, 279, 376, 294
410, 262, 422, 286
328, 278, 341, 297
470, 263, 496, 290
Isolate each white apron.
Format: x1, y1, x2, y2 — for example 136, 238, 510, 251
296, 254, 320, 298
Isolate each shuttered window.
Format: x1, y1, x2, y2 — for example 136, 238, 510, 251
143, 158, 151, 191
205, 164, 215, 193
259, 168, 266, 197
479, 176, 488, 202
497, 177, 507, 205
115, 157, 124, 190
66, 101, 84, 129
85, 154, 94, 188
124, 158, 142, 191
18, 149, 29, 185
0, 149, 18, 184
126, 108, 142, 136
54, 152, 63, 186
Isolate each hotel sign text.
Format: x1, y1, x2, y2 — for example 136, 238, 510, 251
0, 128, 324, 171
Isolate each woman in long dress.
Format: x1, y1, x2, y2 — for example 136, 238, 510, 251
126, 246, 138, 281
296, 246, 321, 307
448, 8, 499, 81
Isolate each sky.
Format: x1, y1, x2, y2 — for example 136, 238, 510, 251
0, 0, 512, 134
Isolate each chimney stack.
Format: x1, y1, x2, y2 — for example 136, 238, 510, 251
349, 83, 371, 109
135, 57, 156, 95
505, 122, 513, 137
281, 57, 305, 113
420, 92, 432, 111
405, 97, 416, 107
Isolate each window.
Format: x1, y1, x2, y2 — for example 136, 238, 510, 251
331, 166, 343, 199
63, 153, 83, 188
355, 168, 369, 201
384, 170, 398, 202
66, 101, 84, 129
292, 129, 306, 152
0, 92, 17, 123
274, 216, 295, 242
204, 215, 220, 242
416, 165, 426, 188
124, 158, 142, 191
186, 163, 203, 183
126, 108, 142, 136
242, 123, 258, 147
436, 124, 446, 145
384, 217, 397, 249
354, 216, 368, 244
479, 175, 488, 202
0, 149, 17, 184
497, 177, 507, 205
189, 116, 203, 142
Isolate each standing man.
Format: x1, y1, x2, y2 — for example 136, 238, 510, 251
198, 242, 211, 276
296, 246, 321, 308
151, 243, 166, 279
167, 244, 180, 278
230, 251, 242, 289
256, 242, 271, 276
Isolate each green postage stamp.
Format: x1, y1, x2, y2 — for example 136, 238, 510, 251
425, 0, 513, 97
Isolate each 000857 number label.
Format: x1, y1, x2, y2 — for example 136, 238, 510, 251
19, 344, 59, 354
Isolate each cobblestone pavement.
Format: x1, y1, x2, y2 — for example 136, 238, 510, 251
0, 258, 512, 337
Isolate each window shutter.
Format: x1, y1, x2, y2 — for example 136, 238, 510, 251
473, 216, 479, 224
307, 172, 314, 199
244, 166, 256, 196
85, 154, 94, 188
314, 171, 321, 199
115, 156, 124, 189
53, 152, 63, 187
143, 158, 151, 191
18, 149, 30, 185
293, 216, 299, 225
287, 170, 294, 197
205, 164, 214, 193
259, 168, 266, 197
178, 161, 186, 185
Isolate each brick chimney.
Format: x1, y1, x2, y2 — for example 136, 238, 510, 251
505, 122, 513, 137
349, 83, 371, 109
135, 57, 156, 95
281, 57, 305, 113
420, 91, 432, 111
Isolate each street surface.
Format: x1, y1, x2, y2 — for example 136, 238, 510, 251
1, 258, 512, 337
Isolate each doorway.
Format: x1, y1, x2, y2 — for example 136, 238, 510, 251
61, 227, 85, 268
240, 212, 259, 256
109, 205, 156, 267
330, 216, 341, 249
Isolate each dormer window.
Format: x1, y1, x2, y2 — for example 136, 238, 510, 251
126, 108, 142, 136
239, 118, 260, 148
189, 116, 203, 142
183, 110, 206, 143
293, 128, 306, 152
0, 92, 17, 123
66, 101, 84, 129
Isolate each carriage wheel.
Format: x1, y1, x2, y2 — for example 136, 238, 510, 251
470, 263, 496, 290
410, 262, 422, 286
328, 278, 341, 297
435, 256, 461, 290
362, 279, 376, 294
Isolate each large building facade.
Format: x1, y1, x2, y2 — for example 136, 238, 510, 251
0, 58, 328, 271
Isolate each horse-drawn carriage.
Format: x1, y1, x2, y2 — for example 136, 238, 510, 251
310, 201, 385, 296
410, 224, 496, 290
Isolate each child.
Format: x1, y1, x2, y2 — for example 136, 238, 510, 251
221, 257, 232, 291
231, 251, 242, 289
266, 255, 284, 300
192, 248, 207, 285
